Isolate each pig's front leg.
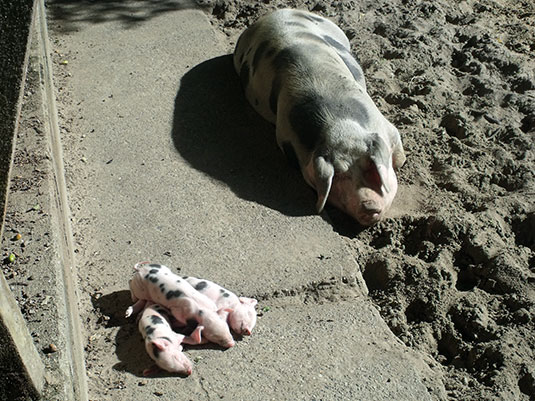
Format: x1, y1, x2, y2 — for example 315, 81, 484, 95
125, 299, 147, 318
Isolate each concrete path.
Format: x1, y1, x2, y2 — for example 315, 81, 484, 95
46, 2, 435, 400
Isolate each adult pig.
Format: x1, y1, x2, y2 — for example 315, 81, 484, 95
138, 302, 202, 376
184, 276, 258, 335
233, 9, 406, 225
126, 263, 235, 348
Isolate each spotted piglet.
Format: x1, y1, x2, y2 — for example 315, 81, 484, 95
126, 263, 235, 348
234, 9, 406, 225
184, 276, 258, 336
138, 302, 203, 376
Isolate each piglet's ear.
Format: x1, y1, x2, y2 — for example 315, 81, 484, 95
313, 156, 334, 213
217, 308, 232, 319
239, 297, 258, 306
151, 338, 170, 351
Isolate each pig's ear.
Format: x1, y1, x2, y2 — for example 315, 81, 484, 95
239, 297, 258, 307
367, 134, 392, 193
313, 156, 334, 213
183, 325, 203, 345
217, 308, 232, 318
388, 125, 406, 169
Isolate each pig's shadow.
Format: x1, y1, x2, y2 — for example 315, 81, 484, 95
91, 290, 148, 377
92, 290, 234, 377
171, 54, 315, 217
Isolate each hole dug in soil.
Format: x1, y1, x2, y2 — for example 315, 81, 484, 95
360, 214, 535, 400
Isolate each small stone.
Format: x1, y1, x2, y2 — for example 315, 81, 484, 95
44, 343, 58, 354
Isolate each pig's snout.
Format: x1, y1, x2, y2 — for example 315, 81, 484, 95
359, 200, 382, 225
243, 328, 252, 336
186, 367, 192, 376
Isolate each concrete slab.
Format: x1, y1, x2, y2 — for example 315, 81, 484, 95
46, 3, 435, 400
50, 3, 363, 299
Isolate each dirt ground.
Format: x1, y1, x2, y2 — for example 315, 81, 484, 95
2, 0, 534, 400
199, 0, 535, 400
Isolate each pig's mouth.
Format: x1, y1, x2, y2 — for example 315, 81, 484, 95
356, 201, 383, 226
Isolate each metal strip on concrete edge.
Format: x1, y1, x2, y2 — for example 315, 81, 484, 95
36, 1, 89, 400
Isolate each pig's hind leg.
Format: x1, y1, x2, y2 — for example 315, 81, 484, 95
125, 299, 147, 318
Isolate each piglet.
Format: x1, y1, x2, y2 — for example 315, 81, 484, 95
184, 276, 258, 336
126, 262, 235, 348
138, 302, 202, 376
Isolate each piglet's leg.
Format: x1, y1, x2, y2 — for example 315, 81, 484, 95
142, 364, 162, 377
125, 299, 146, 318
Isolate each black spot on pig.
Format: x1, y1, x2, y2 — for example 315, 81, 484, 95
295, 12, 325, 24
146, 325, 155, 336
265, 47, 276, 58
240, 62, 250, 89
290, 94, 371, 150
149, 268, 159, 275
195, 281, 208, 291
152, 343, 161, 358
159, 283, 166, 293
153, 305, 167, 314
346, 98, 370, 125
149, 264, 161, 269
272, 45, 303, 72
222, 292, 231, 298
295, 31, 326, 46
289, 94, 325, 150
252, 40, 269, 74
158, 336, 172, 343
166, 290, 184, 299
286, 20, 307, 28
182, 276, 189, 279
339, 53, 363, 83
198, 310, 204, 317
269, 76, 282, 115
151, 315, 164, 325
282, 141, 300, 169
322, 35, 347, 51
148, 275, 158, 284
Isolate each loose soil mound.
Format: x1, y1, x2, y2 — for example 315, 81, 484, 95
205, 1, 535, 399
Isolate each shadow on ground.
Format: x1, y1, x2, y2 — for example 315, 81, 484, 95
171, 54, 316, 217
48, 0, 204, 32
91, 290, 147, 376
